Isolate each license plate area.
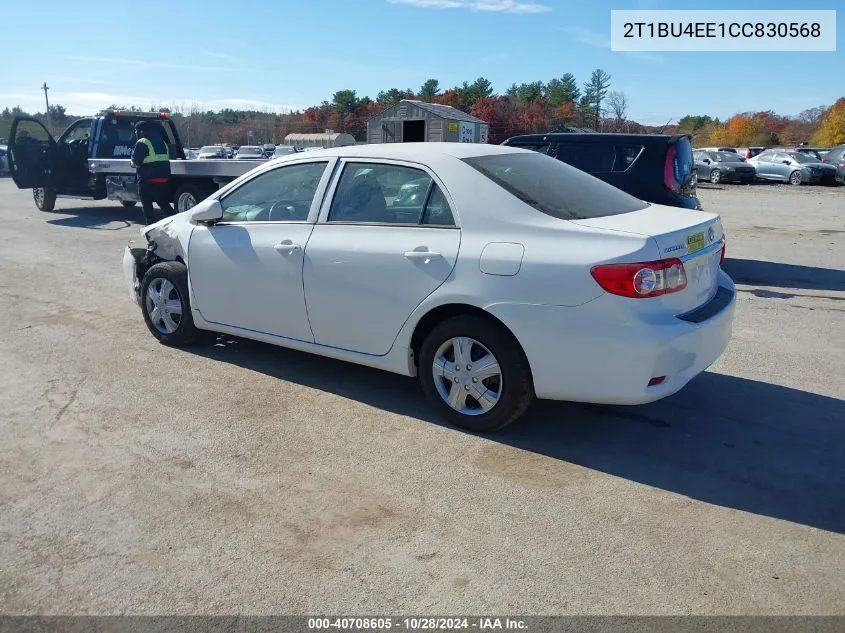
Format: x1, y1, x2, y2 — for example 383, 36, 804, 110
686, 231, 706, 254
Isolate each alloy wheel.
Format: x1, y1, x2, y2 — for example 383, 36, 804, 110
431, 336, 502, 416
145, 278, 183, 334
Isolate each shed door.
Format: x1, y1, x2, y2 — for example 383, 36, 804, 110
381, 121, 400, 143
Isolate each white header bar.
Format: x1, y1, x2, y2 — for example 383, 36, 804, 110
610, 10, 836, 52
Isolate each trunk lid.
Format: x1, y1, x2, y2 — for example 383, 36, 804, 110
573, 204, 725, 314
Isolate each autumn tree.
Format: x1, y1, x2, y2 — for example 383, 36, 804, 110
811, 98, 845, 146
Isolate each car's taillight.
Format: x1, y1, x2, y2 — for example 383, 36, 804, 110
591, 259, 688, 298
664, 145, 680, 193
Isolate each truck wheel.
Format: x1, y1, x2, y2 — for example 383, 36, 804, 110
121, 201, 137, 208
173, 184, 207, 213
33, 187, 56, 212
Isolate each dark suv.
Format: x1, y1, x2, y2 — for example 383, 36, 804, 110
822, 144, 845, 184
501, 133, 699, 209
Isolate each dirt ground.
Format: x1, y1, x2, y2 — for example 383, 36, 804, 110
0, 178, 843, 614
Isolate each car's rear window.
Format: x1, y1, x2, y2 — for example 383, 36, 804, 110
463, 152, 649, 220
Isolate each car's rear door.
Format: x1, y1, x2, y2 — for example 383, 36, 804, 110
6, 117, 57, 190
303, 159, 460, 356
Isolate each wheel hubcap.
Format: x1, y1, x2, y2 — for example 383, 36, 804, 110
432, 336, 502, 416
178, 192, 197, 212
145, 278, 183, 334
711, 171, 720, 183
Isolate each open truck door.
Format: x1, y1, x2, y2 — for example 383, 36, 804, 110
8, 117, 57, 190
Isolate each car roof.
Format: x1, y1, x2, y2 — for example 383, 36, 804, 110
284, 142, 525, 161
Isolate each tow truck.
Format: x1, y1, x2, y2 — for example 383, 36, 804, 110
5, 109, 261, 213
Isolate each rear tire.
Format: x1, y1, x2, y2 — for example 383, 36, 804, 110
140, 261, 198, 346
121, 201, 137, 208
173, 184, 207, 213
709, 169, 721, 184
418, 315, 534, 433
789, 170, 802, 186
33, 187, 56, 212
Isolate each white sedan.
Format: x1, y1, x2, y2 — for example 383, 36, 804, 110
123, 143, 735, 432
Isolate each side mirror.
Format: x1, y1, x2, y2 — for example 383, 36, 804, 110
782, 160, 791, 165
703, 159, 711, 164
189, 199, 223, 224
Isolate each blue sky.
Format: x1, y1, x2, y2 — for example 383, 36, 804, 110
2, 0, 842, 125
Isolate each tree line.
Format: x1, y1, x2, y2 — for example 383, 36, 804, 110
1, 73, 843, 148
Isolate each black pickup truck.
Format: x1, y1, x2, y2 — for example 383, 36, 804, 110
6, 109, 258, 213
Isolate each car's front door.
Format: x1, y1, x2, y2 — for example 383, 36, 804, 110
771, 153, 793, 180
7, 117, 57, 190
753, 154, 774, 179
303, 160, 461, 356
188, 159, 335, 341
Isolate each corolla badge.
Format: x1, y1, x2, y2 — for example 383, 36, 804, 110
707, 227, 716, 243
664, 244, 684, 254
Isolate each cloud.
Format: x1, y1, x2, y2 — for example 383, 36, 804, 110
561, 26, 663, 62
388, 0, 551, 14
67, 56, 237, 73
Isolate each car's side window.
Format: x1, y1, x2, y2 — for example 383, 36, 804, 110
60, 120, 92, 144
556, 143, 616, 173
328, 162, 434, 225
220, 161, 328, 223
420, 185, 456, 226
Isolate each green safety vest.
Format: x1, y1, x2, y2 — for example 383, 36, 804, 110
138, 137, 169, 164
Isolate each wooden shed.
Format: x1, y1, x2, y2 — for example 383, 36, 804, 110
366, 99, 489, 144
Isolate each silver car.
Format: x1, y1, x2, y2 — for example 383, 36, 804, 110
693, 150, 756, 184
748, 150, 838, 186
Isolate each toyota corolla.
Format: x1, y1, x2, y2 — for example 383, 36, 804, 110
123, 143, 735, 432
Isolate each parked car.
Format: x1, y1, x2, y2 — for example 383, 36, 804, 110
262, 143, 276, 158
747, 150, 838, 185
0, 144, 8, 174
737, 146, 765, 159
233, 145, 266, 160
122, 143, 734, 432
184, 148, 199, 160
502, 133, 699, 209
693, 150, 757, 184
821, 144, 845, 184
197, 145, 227, 159
792, 147, 827, 162
697, 147, 739, 154
272, 145, 298, 158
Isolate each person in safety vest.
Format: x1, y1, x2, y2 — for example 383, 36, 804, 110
130, 120, 174, 225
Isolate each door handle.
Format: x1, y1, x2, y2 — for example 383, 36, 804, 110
274, 241, 301, 253
404, 248, 441, 260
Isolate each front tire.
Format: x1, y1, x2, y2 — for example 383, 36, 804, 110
418, 315, 534, 433
789, 170, 802, 186
709, 169, 721, 184
140, 261, 197, 346
33, 187, 56, 212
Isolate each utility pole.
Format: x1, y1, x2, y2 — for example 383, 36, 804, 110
41, 82, 51, 135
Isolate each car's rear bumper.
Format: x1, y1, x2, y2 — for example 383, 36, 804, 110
486, 271, 736, 404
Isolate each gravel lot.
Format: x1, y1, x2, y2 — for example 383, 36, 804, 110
0, 177, 843, 615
